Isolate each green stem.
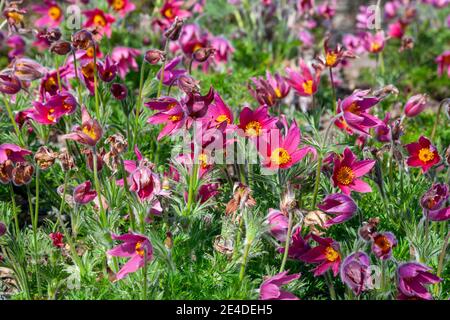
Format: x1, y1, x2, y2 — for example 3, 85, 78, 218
9, 183, 20, 236
93, 46, 101, 121
54, 56, 62, 92
279, 210, 293, 273
239, 239, 251, 282
142, 254, 148, 300
2, 94, 24, 146
185, 162, 199, 215
329, 68, 337, 114
312, 154, 323, 209
431, 100, 444, 141
71, 50, 83, 105
156, 39, 170, 98
26, 184, 41, 297
92, 147, 106, 227
325, 271, 337, 300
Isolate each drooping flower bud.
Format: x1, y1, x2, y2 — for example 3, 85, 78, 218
144, 49, 166, 65
358, 217, 380, 241
13, 58, 46, 81
44, 28, 62, 42
34, 146, 58, 170
97, 55, 117, 83
164, 16, 184, 41
110, 83, 128, 101
404, 94, 428, 118
177, 75, 200, 94
50, 40, 73, 55
71, 29, 94, 50
192, 47, 215, 63
0, 71, 21, 95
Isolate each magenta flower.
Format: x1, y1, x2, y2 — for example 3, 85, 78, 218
278, 227, 311, 260
211, 36, 234, 64
363, 31, 386, 54
285, 60, 321, 96
107, 233, 153, 280
405, 136, 441, 173
156, 56, 187, 86
335, 89, 382, 137
61, 106, 103, 146
404, 94, 428, 118
332, 147, 375, 195
261, 121, 316, 170
248, 72, 290, 107
97, 55, 118, 83
300, 234, 341, 277
0, 144, 32, 163
111, 47, 140, 79
208, 93, 235, 130
238, 105, 278, 138
375, 113, 392, 143
6, 35, 26, 60
388, 21, 406, 39
259, 271, 301, 300
29, 92, 77, 125
267, 209, 289, 242
0, 71, 22, 95
107, 0, 136, 18
197, 183, 220, 203
371, 231, 397, 260
178, 24, 209, 55
340, 251, 372, 295
83, 9, 116, 38
436, 51, 450, 77
318, 193, 358, 227
160, 0, 191, 24
397, 262, 441, 300
147, 102, 186, 140
32, 1, 63, 28
73, 181, 97, 205
421, 183, 450, 221
49, 232, 64, 248
39, 65, 71, 98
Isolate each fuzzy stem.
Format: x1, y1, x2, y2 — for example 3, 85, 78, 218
325, 271, 337, 300
92, 147, 106, 227
9, 183, 20, 236
431, 100, 444, 141
157, 39, 170, 98
2, 94, 24, 146
71, 50, 83, 105
186, 162, 199, 215
312, 154, 323, 209
26, 184, 41, 296
279, 210, 293, 273
329, 68, 337, 114
239, 238, 251, 282
134, 58, 146, 147
54, 56, 62, 92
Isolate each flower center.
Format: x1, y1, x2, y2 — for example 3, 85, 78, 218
48, 6, 62, 21
336, 166, 354, 185
324, 246, 340, 262
274, 87, 282, 98
47, 108, 56, 122
135, 241, 145, 257
164, 8, 174, 19
44, 76, 58, 91
326, 52, 338, 66
82, 125, 97, 140
192, 43, 203, 53
370, 42, 382, 52
270, 148, 291, 166
347, 102, 361, 115
7, 12, 24, 23
418, 148, 434, 163
198, 153, 209, 169
374, 235, 391, 253
169, 115, 181, 122
216, 114, 231, 124
81, 62, 95, 79
302, 80, 314, 95
93, 14, 106, 27
245, 121, 262, 137
112, 0, 125, 10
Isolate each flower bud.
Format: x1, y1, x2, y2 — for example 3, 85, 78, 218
34, 146, 58, 170
404, 94, 428, 118
71, 30, 94, 50
0, 71, 21, 95
73, 181, 97, 205
12, 162, 34, 186
0, 221, 6, 237
13, 58, 46, 81
144, 49, 166, 65
50, 40, 72, 55
45, 28, 62, 42
177, 75, 200, 94
0, 160, 14, 184
164, 16, 184, 41
192, 47, 215, 63
110, 83, 128, 101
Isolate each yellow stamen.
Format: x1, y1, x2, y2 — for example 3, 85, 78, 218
326, 52, 338, 67
347, 102, 361, 115
336, 166, 354, 185
198, 153, 208, 169
168, 115, 181, 122
82, 125, 97, 140
164, 8, 174, 19
7, 12, 24, 23
418, 148, 435, 163
245, 121, 262, 137
48, 6, 61, 21
270, 148, 291, 166
112, 0, 125, 11
302, 80, 314, 95
135, 241, 145, 257
216, 114, 231, 124
93, 14, 106, 27
370, 42, 382, 52
47, 108, 56, 122
274, 87, 282, 98
324, 246, 340, 262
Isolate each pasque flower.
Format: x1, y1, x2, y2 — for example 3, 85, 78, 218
335, 89, 382, 137
371, 231, 397, 260
107, 233, 153, 280
405, 136, 441, 173
30, 92, 77, 125
421, 183, 450, 221
267, 209, 289, 242
404, 94, 428, 118
278, 227, 311, 260
0, 71, 21, 95
318, 193, 358, 227
318, 37, 356, 68
111, 83, 128, 100
83, 9, 116, 38
261, 121, 316, 170
259, 271, 301, 300
285, 60, 321, 96
238, 105, 278, 138
97, 55, 118, 82
111, 47, 140, 79
397, 262, 441, 300
147, 102, 186, 140
49, 232, 64, 248
32, 0, 63, 28
300, 234, 341, 277
363, 31, 386, 54
208, 93, 235, 129
375, 113, 392, 143
61, 106, 103, 146
0, 144, 32, 163
107, 0, 136, 18
156, 56, 187, 86
332, 147, 375, 195
435, 51, 450, 77
13, 58, 46, 81
340, 251, 372, 295
73, 181, 98, 205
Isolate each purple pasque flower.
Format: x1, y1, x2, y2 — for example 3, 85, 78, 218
156, 56, 187, 86
421, 183, 450, 222
267, 209, 289, 242
404, 94, 428, 118
397, 262, 441, 300
61, 106, 103, 146
111, 47, 140, 79
107, 233, 153, 280
147, 98, 186, 141
375, 113, 392, 143
259, 271, 301, 300
371, 231, 397, 260
97, 55, 118, 83
210, 36, 234, 64
300, 234, 341, 277
318, 193, 358, 227
340, 251, 373, 295
73, 181, 97, 205
0, 143, 32, 163
277, 227, 311, 260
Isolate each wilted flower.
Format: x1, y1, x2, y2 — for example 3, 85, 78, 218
225, 183, 256, 216
34, 146, 58, 170
332, 147, 375, 195
259, 271, 300, 300
49, 232, 64, 248
110, 83, 128, 100
144, 49, 166, 65
0, 143, 32, 163
62, 106, 103, 146
397, 262, 441, 300
164, 16, 185, 41
177, 75, 200, 94
73, 181, 98, 205
340, 251, 373, 295
0, 160, 14, 184
285, 60, 321, 96
405, 136, 441, 173
11, 162, 34, 186
57, 148, 75, 172
404, 94, 428, 118
300, 234, 341, 277
358, 217, 380, 241
318, 193, 358, 227
107, 233, 153, 280
371, 231, 397, 260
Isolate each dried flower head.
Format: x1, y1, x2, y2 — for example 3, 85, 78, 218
58, 148, 75, 172
12, 162, 34, 186
34, 146, 58, 170
0, 159, 14, 184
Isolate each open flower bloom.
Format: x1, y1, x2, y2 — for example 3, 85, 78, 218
107, 233, 153, 280
375, 113, 392, 142
83, 9, 116, 38
259, 271, 301, 300
73, 181, 97, 205
39, 66, 71, 98
319, 37, 356, 68
248, 76, 278, 107
267, 209, 289, 242
435, 51, 450, 77
61, 106, 103, 146
211, 36, 234, 64
278, 227, 311, 260
405, 136, 441, 173
107, 0, 136, 18
300, 234, 341, 277
261, 121, 316, 170
285, 60, 321, 96
371, 231, 397, 260
29, 92, 77, 125
208, 93, 235, 129
340, 251, 372, 295
49, 232, 64, 248
160, 0, 191, 25
335, 89, 382, 137
147, 102, 186, 140
404, 94, 428, 117
111, 47, 140, 79
363, 31, 386, 53
184, 87, 215, 127
156, 56, 187, 86
332, 147, 375, 195
97, 55, 118, 83
421, 183, 450, 221
318, 193, 358, 227
238, 105, 278, 138
0, 143, 32, 163
397, 262, 441, 300
178, 23, 208, 56
32, 0, 63, 28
